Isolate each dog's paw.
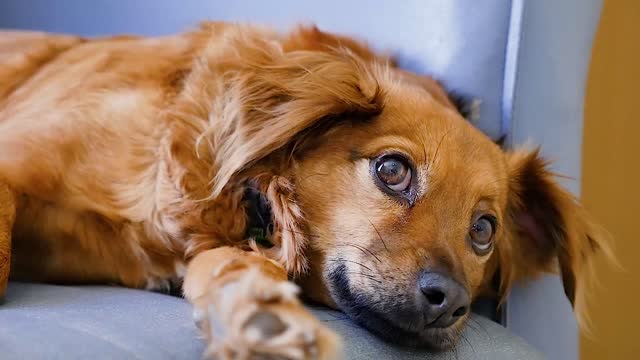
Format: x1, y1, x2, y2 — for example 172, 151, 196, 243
234, 304, 332, 360
193, 267, 340, 360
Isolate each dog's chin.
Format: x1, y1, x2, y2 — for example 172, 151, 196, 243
327, 265, 465, 350
336, 296, 465, 350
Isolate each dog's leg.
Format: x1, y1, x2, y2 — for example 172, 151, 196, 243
184, 247, 340, 360
0, 180, 16, 299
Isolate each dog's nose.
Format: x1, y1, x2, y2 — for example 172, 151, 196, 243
418, 271, 470, 328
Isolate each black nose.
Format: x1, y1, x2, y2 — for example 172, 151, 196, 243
418, 271, 470, 328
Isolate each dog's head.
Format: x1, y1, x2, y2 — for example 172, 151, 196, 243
206, 26, 607, 350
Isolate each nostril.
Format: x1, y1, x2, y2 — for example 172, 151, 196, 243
452, 306, 468, 318
424, 288, 446, 306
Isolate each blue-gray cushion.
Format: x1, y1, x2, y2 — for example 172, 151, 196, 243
0, 282, 543, 359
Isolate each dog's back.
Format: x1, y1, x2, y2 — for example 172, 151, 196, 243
0, 32, 82, 294
0, 23, 337, 288
0, 30, 200, 287
0, 32, 83, 102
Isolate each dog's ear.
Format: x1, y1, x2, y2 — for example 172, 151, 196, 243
498, 148, 610, 326
209, 45, 383, 196
445, 91, 481, 123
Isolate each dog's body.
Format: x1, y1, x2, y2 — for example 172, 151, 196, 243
0, 23, 605, 359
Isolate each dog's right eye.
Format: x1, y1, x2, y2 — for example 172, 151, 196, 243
374, 155, 412, 192
469, 215, 496, 255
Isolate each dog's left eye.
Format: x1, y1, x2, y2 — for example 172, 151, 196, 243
374, 155, 412, 192
470, 215, 496, 255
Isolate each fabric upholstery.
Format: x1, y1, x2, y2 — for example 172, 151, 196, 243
0, 282, 544, 359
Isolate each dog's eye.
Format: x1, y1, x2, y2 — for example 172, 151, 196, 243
470, 215, 495, 255
375, 156, 412, 192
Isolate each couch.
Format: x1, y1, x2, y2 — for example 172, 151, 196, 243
0, 0, 602, 358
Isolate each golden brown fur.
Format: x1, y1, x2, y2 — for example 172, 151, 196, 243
0, 23, 605, 358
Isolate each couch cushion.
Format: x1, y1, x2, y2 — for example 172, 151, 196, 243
1, 283, 203, 359
0, 282, 543, 359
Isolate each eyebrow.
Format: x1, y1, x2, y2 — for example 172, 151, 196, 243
477, 195, 499, 204
359, 134, 421, 161
475, 194, 503, 218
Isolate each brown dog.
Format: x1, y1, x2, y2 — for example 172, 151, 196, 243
0, 23, 605, 359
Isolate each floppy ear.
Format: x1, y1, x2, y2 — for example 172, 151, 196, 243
189, 32, 383, 275
498, 148, 609, 326
209, 43, 383, 196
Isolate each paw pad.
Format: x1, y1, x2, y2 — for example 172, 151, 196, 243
243, 310, 287, 341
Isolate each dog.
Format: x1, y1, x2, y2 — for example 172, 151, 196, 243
0, 23, 606, 359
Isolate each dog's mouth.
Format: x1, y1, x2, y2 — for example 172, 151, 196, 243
327, 263, 465, 350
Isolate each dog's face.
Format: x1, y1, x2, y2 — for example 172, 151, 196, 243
210, 27, 605, 349
291, 83, 506, 348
